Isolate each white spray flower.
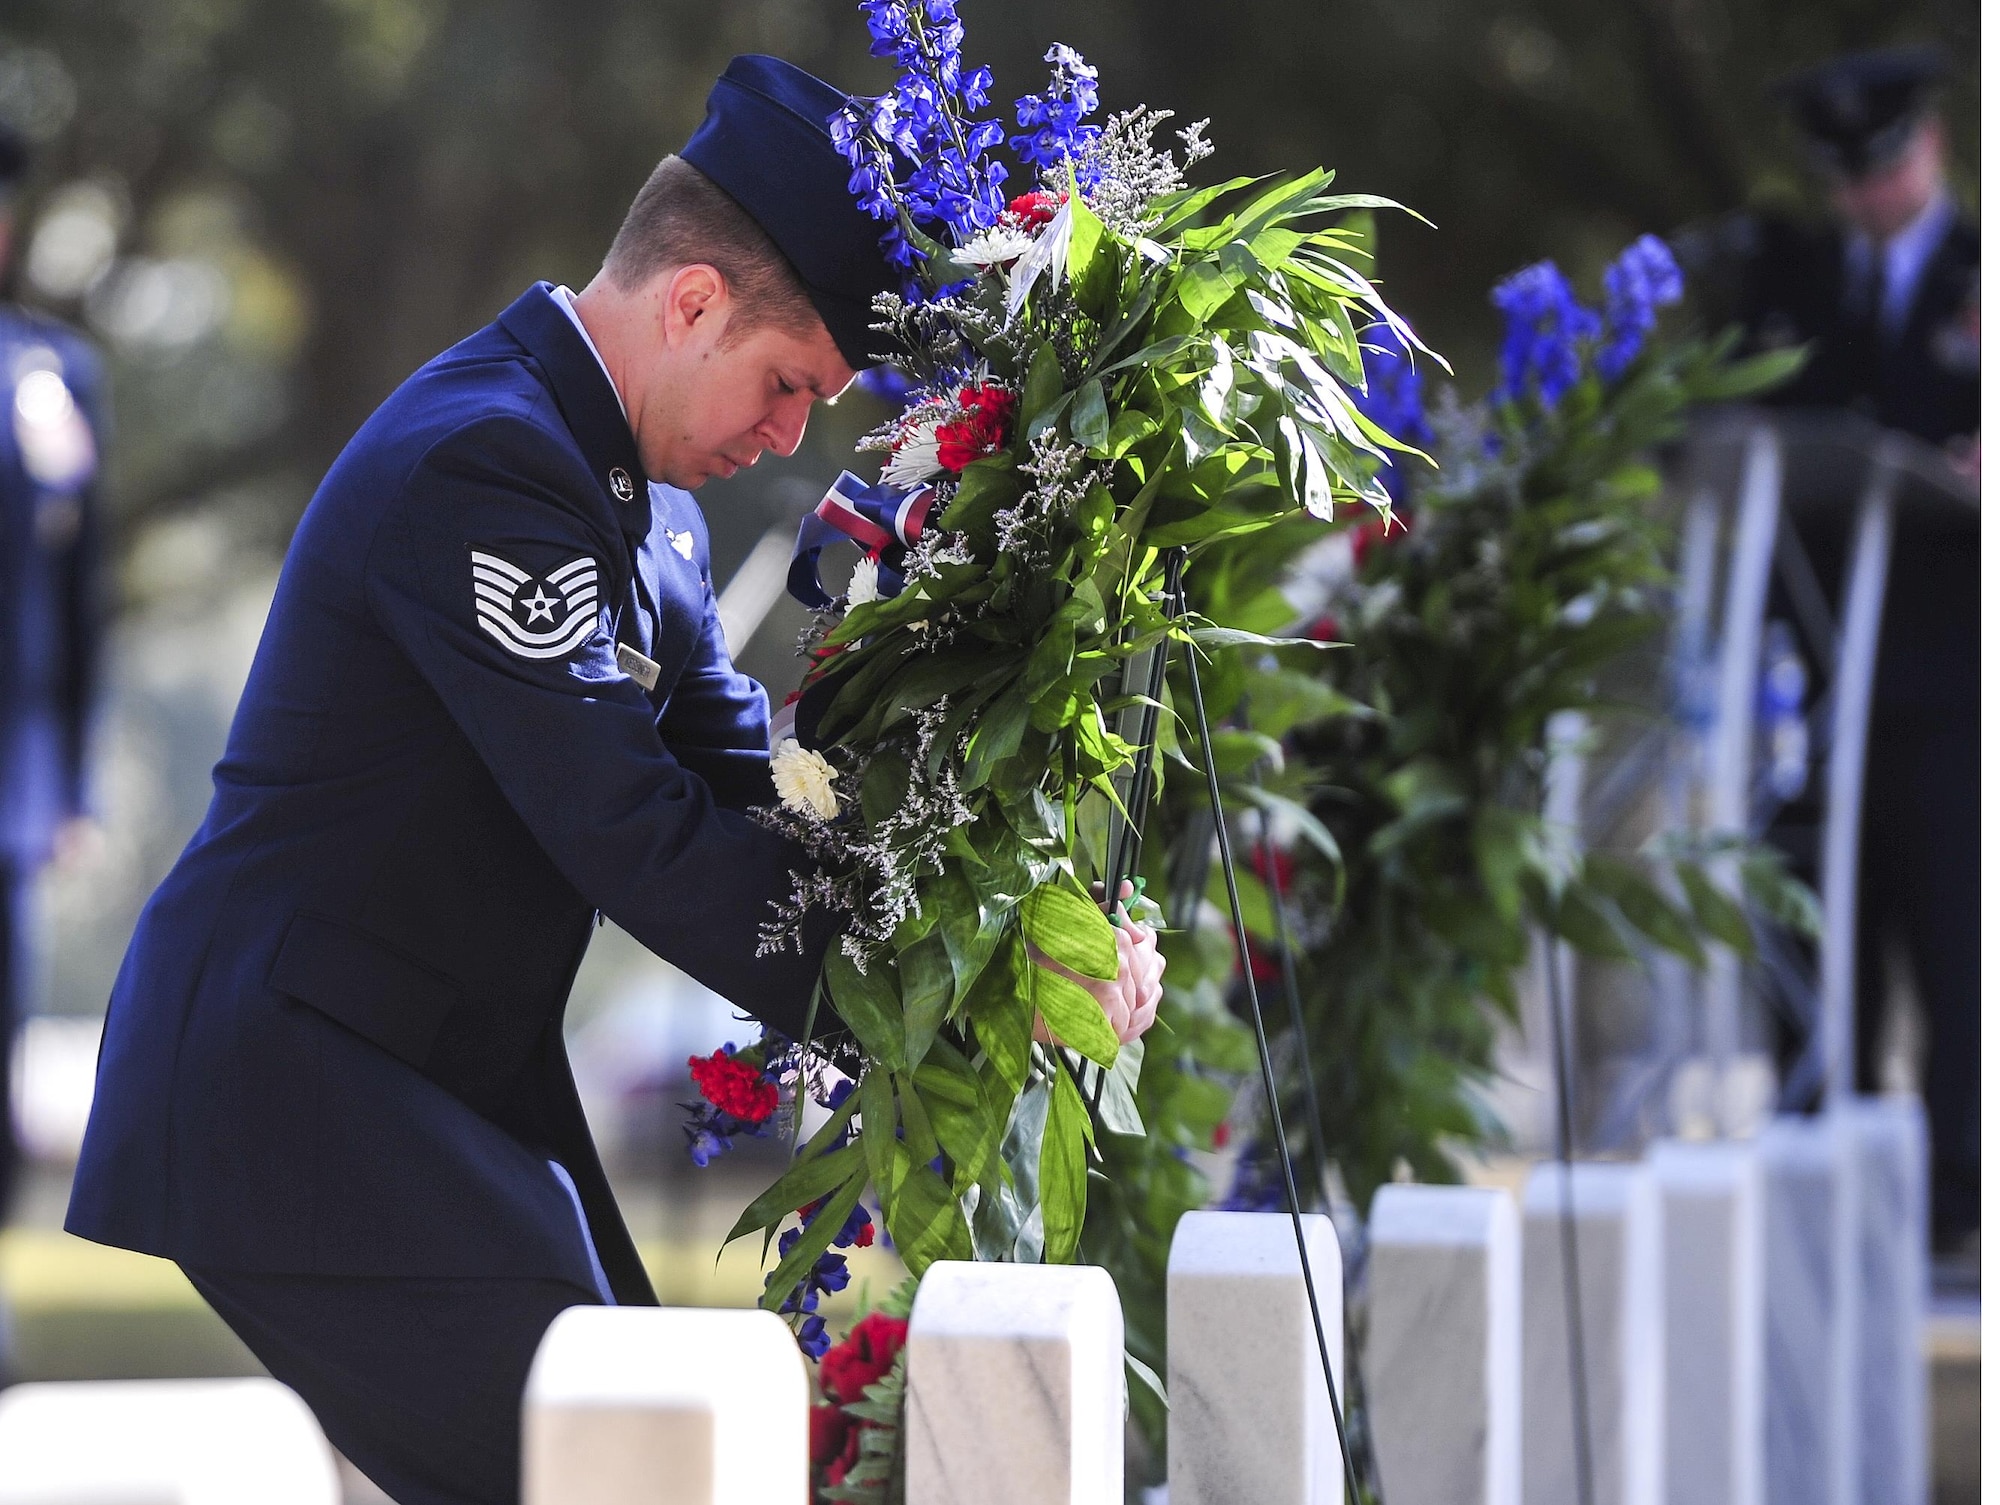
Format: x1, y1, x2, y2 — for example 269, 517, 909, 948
882, 422, 944, 488
771, 738, 841, 820
951, 225, 1038, 274
845, 556, 880, 612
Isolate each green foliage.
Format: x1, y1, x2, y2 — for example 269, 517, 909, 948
740, 162, 1431, 1358
1146, 314, 1816, 1226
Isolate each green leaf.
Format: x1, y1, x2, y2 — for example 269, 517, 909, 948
1554, 886, 1632, 961
1071, 376, 1110, 453
1023, 614, 1079, 703
1040, 1061, 1093, 1264
883, 1148, 973, 1276
826, 945, 906, 1071
1177, 260, 1237, 323
757, 1166, 866, 1312
1188, 625, 1339, 651
724, 1137, 863, 1245
1586, 854, 1705, 966
1675, 859, 1754, 955
1020, 341, 1065, 428
1126, 1349, 1169, 1412
858, 1067, 898, 1195
1020, 883, 1118, 980
1740, 849, 1823, 937
1096, 1039, 1147, 1137
915, 1040, 1001, 1193
1031, 963, 1122, 1067
967, 935, 1034, 1093
899, 930, 956, 1066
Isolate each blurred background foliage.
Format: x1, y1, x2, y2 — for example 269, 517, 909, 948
0, 0, 1975, 1027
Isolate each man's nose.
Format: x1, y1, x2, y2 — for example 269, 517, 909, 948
764, 399, 812, 459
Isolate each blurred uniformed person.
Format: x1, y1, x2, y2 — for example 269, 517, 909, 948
1736, 46, 1978, 459
0, 122, 105, 1225
65, 55, 1159, 1505
1696, 47, 1978, 1253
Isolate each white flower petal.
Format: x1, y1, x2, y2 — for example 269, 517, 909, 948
845, 556, 879, 612
771, 738, 841, 820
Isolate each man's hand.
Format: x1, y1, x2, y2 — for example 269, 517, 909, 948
1028, 884, 1165, 1048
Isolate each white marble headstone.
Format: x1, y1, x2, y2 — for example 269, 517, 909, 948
0, 1377, 341, 1505
1363, 1185, 1520, 1505
522, 1306, 807, 1505
1648, 1138, 1765, 1505
1521, 1160, 1664, 1505
1838, 1097, 1928, 1505
1167, 1209, 1346, 1505
904, 1260, 1124, 1505
1757, 1113, 1858, 1505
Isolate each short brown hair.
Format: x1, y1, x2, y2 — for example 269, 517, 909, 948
604, 155, 818, 343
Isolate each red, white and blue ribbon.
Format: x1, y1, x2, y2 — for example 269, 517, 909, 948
787, 470, 938, 610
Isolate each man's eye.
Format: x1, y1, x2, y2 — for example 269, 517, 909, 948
776, 378, 797, 397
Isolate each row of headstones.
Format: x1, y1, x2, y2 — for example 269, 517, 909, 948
1372, 1096, 1929, 1505
0, 1099, 1925, 1505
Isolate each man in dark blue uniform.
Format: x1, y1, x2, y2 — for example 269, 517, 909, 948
1690, 48, 1978, 1251
0, 122, 106, 1228
64, 55, 1167, 1505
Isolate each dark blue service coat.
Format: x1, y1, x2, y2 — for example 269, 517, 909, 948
68, 285, 832, 1305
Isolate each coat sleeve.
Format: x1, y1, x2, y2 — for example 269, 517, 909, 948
364, 414, 835, 1039
657, 592, 782, 815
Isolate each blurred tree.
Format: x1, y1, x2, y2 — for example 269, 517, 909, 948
0, 0, 1978, 566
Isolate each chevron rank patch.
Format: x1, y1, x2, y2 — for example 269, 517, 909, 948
471, 550, 600, 660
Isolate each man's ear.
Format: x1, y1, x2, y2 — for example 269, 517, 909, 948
660, 263, 731, 351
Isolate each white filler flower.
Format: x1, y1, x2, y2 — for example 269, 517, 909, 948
771, 738, 841, 820
845, 555, 880, 611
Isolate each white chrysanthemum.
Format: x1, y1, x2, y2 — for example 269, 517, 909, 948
951, 225, 1037, 273
845, 556, 879, 612
771, 738, 840, 820
883, 423, 944, 487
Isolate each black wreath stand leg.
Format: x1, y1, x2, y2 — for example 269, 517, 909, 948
1096, 546, 1369, 1505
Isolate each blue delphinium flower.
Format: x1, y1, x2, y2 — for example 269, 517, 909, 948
832, 0, 1011, 279
1490, 260, 1601, 408
1597, 233, 1684, 380
797, 1314, 831, 1360
1352, 327, 1435, 505
773, 1196, 880, 1355
1011, 43, 1103, 174
855, 366, 916, 404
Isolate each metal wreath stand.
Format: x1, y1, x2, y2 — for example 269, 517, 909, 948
1086, 544, 1369, 1505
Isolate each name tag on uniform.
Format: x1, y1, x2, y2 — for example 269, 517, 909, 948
616, 643, 661, 691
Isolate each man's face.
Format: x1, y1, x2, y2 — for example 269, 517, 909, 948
1831, 117, 1947, 244
633, 267, 854, 490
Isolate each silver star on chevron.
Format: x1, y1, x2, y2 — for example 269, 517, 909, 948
521, 586, 558, 624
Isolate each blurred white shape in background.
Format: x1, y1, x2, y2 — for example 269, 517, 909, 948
12, 1016, 101, 1165
23, 181, 123, 303
568, 966, 748, 1151
87, 257, 232, 350
0, 1377, 340, 1505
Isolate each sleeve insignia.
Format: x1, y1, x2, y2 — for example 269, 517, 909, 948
470, 550, 599, 659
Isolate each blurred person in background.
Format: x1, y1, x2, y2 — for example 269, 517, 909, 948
1692, 47, 1978, 1257
0, 119, 105, 1235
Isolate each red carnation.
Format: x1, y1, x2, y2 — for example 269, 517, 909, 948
936, 384, 1016, 474
1007, 190, 1064, 230
820, 1313, 909, 1406
687, 1050, 779, 1125
810, 1402, 853, 1470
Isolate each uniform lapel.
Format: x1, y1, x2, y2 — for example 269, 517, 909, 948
496, 284, 653, 546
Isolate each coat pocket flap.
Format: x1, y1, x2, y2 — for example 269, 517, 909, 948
270, 912, 461, 1068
